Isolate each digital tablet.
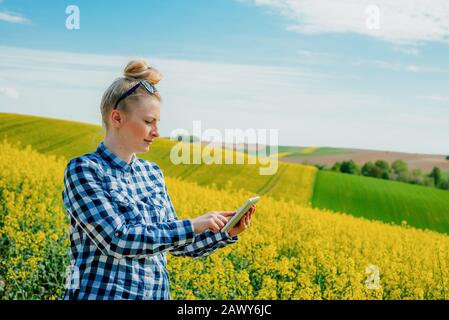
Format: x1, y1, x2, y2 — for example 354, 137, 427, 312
221, 196, 260, 233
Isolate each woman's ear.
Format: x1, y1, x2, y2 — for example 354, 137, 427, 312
110, 110, 125, 127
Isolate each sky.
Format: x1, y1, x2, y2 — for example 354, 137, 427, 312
0, 0, 448, 154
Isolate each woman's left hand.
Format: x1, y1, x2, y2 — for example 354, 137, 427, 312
227, 205, 256, 237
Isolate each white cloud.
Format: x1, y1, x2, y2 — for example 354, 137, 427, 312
297, 49, 333, 59
354, 59, 445, 73
0, 45, 447, 154
404, 64, 444, 73
0, 45, 337, 127
392, 46, 420, 56
0, 86, 19, 99
0, 11, 30, 24
420, 95, 449, 102
241, 0, 449, 44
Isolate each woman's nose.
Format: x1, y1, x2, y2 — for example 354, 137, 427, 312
152, 128, 160, 138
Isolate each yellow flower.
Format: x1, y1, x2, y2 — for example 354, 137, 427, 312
1, 139, 449, 300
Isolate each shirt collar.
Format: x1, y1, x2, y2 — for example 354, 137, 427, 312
96, 141, 137, 173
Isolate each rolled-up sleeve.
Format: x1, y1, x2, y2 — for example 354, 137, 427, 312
62, 158, 196, 260
163, 184, 239, 258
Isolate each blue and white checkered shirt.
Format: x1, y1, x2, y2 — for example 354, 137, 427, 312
62, 141, 238, 300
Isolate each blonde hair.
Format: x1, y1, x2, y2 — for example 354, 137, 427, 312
100, 59, 163, 131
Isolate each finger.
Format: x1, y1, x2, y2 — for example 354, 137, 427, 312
213, 218, 224, 230
215, 216, 227, 228
241, 215, 247, 228
220, 211, 237, 217
210, 221, 220, 233
217, 215, 229, 227
217, 214, 229, 225
242, 216, 247, 227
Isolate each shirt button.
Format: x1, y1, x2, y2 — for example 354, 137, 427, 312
144, 291, 151, 297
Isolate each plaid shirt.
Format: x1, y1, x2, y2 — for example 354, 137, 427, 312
62, 141, 238, 300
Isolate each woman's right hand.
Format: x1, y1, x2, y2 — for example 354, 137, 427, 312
190, 211, 236, 234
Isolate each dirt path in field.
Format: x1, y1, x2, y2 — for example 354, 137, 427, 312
280, 149, 449, 172
257, 164, 289, 195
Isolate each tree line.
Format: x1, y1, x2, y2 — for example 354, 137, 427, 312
316, 159, 449, 191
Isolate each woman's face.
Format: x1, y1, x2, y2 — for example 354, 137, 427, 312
111, 95, 161, 154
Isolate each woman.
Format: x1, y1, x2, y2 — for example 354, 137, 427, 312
62, 59, 256, 300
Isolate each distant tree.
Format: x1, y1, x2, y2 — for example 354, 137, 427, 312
340, 160, 358, 174
375, 160, 389, 171
327, 157, 448, 191
373, 166, 385, 178
361, 161, 387, 178
446, 155, 449, 160
438, 178, 449, 190
423, 177, 435, 187
373, 160, 390, 180
361, 162, 374, 176
331, 162, 341, 172
391, 160, 409, 182
392, 160, 408, 175
314, 164, 327, 170
409, 169, 424, 185
429, 167, 442, 187
396, 171, 412, 183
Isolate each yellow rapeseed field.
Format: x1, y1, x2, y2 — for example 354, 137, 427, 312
1, 140, 448, 299
300, 147, 320, 155
0, 140, 68, 299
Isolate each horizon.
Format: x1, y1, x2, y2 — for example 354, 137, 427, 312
1, 111, 446, 157
1, 1, 448, 154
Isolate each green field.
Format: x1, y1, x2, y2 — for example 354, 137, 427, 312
283, 146, 351, 158
311, 170, 449, 234
2, 112, 449, 234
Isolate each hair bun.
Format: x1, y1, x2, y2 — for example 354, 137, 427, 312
123, 59, 163, 85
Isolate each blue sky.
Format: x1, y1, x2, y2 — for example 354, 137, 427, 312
1, 0, 448, 154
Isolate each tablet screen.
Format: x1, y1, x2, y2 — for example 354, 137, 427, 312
221, 196, 260, 233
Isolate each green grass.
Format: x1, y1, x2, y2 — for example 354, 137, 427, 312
0, 113, 105, 160
311, 170, 449, 234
